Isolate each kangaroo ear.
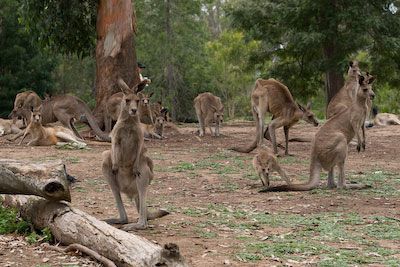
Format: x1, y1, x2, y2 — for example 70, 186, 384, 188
137, 92, 144, 98
358, 75, 365, 85
117, 78, 134, 95
297, 102, 305, 112
349, 61, 354, 67
160, 107, 168, 114
148, 92, 154, 98
306, 102, 312, 110
368, 75, 375, 84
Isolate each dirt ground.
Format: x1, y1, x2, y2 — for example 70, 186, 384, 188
0, 121, 399, 267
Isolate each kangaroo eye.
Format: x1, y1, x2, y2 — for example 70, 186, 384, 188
125, 99, 131, 104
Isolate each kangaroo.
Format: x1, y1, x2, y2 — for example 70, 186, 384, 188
253, 147, 291, 187
105, 91, 155, 132
10, 94, 110, 142
102, 78, 168, 231
141, 109, 168, 139
326, 61, 361, 119
372, 107, 400, 126
194, 92, 224, 137
231, 78, 319, 155
137, 92, 154, 125
262, 74, 375, 192
19, 107, 86, 147
9, 90, 42, 125
0, 119, 24, 136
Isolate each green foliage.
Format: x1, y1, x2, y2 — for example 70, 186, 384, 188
206, 30, 259, 118
0, 0, 58, 117
0, 205, 30, 235
19, 0, 97, 57
227, 0, 400, 106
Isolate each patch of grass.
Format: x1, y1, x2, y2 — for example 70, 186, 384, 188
66, 156, 80, 163
0, 205, 52, 244
196, 229, 217, 239
353, 171, 400, 197
362, 216, 400, 240
0, 205, 30, 235
170, 162, 195, 172
235, 252, 262, 262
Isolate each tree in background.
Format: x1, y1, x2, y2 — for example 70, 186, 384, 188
206, 31, 259, 118
20, 0, 138, 121
227, 0, 400, 105
0, 0, 57, 117
135, 0, 213, 121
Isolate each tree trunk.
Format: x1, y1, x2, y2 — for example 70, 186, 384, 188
0, 159, 71, 202
325, 68, 344, 105
94, 0, 139, 122
2, 195, 189, 267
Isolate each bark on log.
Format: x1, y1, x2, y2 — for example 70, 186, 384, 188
0, 159, 71, 202
2, 195, 189, 267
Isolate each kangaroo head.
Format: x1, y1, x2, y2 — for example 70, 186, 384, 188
138, 92, 153, 107
155, 116, 165, 127
298, 102, 319, 126
31, 106, 42, 124
358, 74, 375, 101
213, 107, 224, 125
348, 60, 361, 79
256, 152, 271, 186
117, 78, 141, 117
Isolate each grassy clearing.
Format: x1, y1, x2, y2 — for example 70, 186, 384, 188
177, 202, 400, 265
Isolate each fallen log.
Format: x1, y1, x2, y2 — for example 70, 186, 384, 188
0, 159, 71, 201
2, 195, 189, 267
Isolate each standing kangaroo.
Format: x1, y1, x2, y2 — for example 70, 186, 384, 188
326, 61, 361, 119
231, 78, 319, 155
9, 94, 110, 142
102, 78, 168, 230
194, 92, 224, 137
262, 74, 375, 192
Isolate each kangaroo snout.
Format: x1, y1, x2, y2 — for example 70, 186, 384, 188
129, 109, 137, 116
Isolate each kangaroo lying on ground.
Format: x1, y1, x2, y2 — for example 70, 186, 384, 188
253, 147, 291, 187
262, 74, 375, 192
102, 78, 168, 231
19, 107, 86, 147
194, 92, 224, 137
10, 94, 110, 142
0, 119, 24, 136
9, 90, 42, 125
231, 78, 319, 155
140, 109, 168, 139
372, 107, 400, 126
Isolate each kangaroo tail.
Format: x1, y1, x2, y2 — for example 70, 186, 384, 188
147, 209, 170, 220
82, 106, 111, 142
229, 137, 258, 153
260, 161, 321, 192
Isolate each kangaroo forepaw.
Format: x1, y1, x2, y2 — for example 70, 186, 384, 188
362, 142, 366, 151
104, 218, 128, 225
357, 144, 361, 152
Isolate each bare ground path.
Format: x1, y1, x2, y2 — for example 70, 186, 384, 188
1, 122, 399, 266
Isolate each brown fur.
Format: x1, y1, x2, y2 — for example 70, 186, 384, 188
374, 113, 400, 126
326, 61, 361, 119
10, 94, 110, 142
231, 79, 319, 155
140, 115, 165, 140
253, 147, 291, 187
194, 92, 224, 137
19, 107, 86, 147
0, 119, 24, 136
102, 78, 168, 231
9, 91, 42, 125
262, 74, 375, 192
105, 91, 155, 132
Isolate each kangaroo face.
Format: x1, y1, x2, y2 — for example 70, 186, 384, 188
299, 103, 319, 126
359, 74, 375, 101
31, 108, 42, 124
138, 92, 153, 108
214, 110, 224, 125
155, 116, 165, 127
122, 93, 140, 117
